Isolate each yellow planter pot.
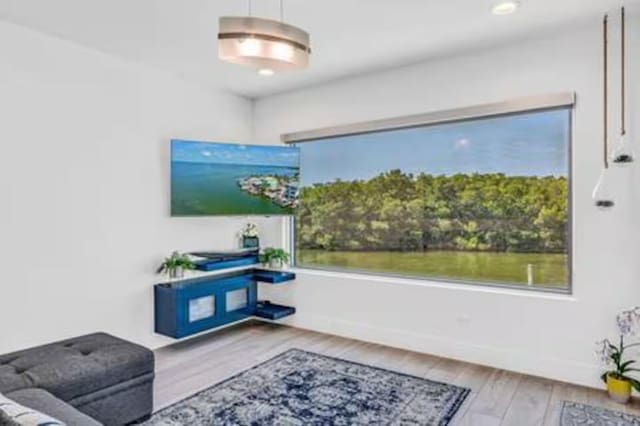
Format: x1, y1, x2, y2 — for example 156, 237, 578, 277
607, 374, 632, 404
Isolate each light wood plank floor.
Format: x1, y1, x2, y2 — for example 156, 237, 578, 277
154, 321, 640, 425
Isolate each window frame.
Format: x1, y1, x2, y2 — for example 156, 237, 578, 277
284, 93, 574, 294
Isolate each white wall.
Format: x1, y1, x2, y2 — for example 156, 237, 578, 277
254, 19, 640, 388
0, 21, 282, 353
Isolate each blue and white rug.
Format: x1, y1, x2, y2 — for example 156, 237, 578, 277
561, 401, 640, 425
144, 348, 470, 425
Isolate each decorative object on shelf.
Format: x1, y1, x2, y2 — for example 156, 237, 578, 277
611, 7, 634, 166
156, 251, 195, 279
218, 0, 311, 75
595, 307, 640, 404
241, 222, 260, 248
260, 247, 290, 269
593, 14, 615, 209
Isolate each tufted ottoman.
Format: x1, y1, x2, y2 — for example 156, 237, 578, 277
0, 333, 154, 425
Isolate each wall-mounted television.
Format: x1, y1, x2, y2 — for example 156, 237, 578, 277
171, 140, 300, 216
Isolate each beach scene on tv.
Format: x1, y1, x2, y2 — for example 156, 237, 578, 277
171, 140, 300, 216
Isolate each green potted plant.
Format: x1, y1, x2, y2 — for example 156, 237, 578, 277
260, 247, 290, 269
156, 251, 196, 279
240, 223, 260, 249
596, 307, 640, 404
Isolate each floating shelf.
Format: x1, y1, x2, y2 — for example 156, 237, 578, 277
254, 301, 296, 320
194, 256, 259, 272
253, 269, 296, 284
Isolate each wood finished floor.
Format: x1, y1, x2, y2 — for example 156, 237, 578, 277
154, 321, 640, 425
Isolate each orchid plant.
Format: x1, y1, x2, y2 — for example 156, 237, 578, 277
241, 223, 259, 238
596, 307, 640, 390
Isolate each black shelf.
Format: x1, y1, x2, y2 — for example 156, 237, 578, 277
254, 301, 296, 320
253, 269, 296, 284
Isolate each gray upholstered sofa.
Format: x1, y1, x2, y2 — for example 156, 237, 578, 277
0, 333, 154, 425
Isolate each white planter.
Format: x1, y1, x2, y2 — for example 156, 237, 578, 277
268, 259, 283, 269
169, 266, 184, 279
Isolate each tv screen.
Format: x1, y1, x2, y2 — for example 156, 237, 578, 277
171, 140, 300, 216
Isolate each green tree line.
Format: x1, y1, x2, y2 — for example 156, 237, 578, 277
296, 170, 568, 253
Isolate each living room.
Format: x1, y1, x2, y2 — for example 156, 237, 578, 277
1, 0, 639, 425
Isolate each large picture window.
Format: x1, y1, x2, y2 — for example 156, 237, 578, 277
291, 104, 571, 291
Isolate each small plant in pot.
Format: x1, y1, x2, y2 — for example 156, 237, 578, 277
260, 247, 290, 269
596, 307, 640, 404
240, 223, 260, 249
157, 251, 195, 279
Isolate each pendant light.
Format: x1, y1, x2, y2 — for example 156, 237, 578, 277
593, 169, 615, 209
218, 0, 311, 75
611, 7, 635, 165
593, 14, 615, 209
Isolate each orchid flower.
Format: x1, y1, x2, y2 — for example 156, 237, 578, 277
595, 339, 614, 366
617, 308, 640, 337
597, 307, 640, 391
241, 223, 259, 238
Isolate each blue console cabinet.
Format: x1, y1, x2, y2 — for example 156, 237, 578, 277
155, 268, 295, 339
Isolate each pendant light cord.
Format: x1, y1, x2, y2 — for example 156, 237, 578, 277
248, 0, 252, 17
604, 14, 609, 169
621, 6, 626, 136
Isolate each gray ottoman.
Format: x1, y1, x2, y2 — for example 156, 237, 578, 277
0, 333, 154, 425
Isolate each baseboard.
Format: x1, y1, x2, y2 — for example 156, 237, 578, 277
280, 313, 602, 389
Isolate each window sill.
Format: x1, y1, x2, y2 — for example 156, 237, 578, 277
289, 266, 576, 302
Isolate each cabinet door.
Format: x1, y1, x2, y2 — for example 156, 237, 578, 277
188, 295, 216, 323
175, 274, 257, 338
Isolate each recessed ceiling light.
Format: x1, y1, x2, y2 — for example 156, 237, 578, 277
492, 0, 520, 15
258, 68, 275, 76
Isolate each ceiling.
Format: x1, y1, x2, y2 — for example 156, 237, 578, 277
0, 0, 632, 99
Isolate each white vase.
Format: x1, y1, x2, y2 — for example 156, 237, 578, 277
269, 259, 283, 269
169, 267, 184, 279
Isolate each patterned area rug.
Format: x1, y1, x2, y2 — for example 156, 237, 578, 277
144, 348, 470, 425
561, 401, 640, 425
